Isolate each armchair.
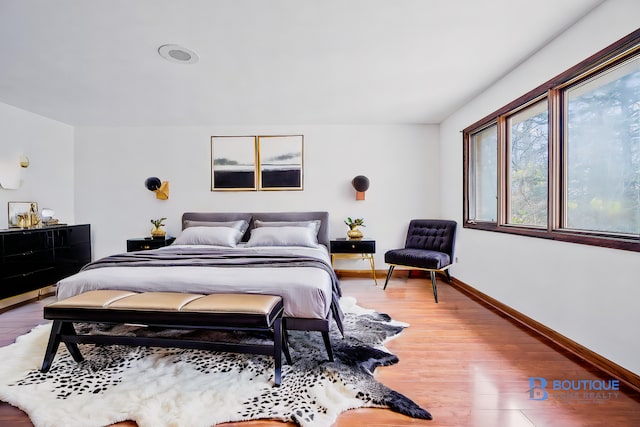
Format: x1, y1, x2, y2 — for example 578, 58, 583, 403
383, 219, 457, 303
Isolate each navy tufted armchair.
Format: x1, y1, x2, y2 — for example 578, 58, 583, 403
383, 219, 457, 303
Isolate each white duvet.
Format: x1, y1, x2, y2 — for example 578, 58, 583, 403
56, 244, 334, 320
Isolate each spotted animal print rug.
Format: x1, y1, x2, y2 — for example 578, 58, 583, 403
0, 297, 431, 427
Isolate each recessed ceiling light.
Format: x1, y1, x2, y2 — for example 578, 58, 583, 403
158, 44, 199, 64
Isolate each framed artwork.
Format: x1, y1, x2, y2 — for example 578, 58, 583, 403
211, 136, 258, 191
8, 201, 37, 228
258, 135, 304, 190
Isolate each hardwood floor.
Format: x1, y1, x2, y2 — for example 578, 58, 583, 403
1, 276, 639, 426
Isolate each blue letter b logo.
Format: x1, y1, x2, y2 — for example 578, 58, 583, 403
529, 377, 548, 400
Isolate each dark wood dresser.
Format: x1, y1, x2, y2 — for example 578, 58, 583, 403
0, 224, 91, 308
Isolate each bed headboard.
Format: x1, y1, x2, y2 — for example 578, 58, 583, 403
181, 211, 330, 247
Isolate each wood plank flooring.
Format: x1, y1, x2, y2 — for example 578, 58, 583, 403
0, 276, 639, 426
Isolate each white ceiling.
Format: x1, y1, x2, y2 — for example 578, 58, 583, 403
0, 0, 605, 126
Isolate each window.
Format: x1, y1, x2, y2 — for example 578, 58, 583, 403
507, 100, 548, 227
463, 29, 640, 251
470, 124, 498, 222
564, 56, 640, 235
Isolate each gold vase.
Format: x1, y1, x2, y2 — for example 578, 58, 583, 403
151, 227, 166, 239
347, 226, 363, 240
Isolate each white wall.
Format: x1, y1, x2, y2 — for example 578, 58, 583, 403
440, 0, 640, 374
0, 102, 75, 227
74, 124, 439, 264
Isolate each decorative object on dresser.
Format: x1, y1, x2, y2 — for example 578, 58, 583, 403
7, 201, 40, 228
0, 224, 91, 308
126, 236, 176, 252
330, 238, 378, 286
0, 297, 431, 427
351, 175, 370, 200
40, 208, 59, 226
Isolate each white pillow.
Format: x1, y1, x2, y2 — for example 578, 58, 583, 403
173, 226, 242, 247
182, 220, 249, 234
246, 226, 318, 248
253, 220, 320, 235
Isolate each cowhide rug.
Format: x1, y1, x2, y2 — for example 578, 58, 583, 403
0, 297, 432, 427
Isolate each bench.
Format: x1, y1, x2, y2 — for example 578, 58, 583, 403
41, 290, 292, 386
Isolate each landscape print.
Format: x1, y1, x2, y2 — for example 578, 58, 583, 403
258, 135, 303, 190
211, 136, 257, 190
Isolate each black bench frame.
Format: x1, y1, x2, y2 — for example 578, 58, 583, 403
41, 301, 292, 386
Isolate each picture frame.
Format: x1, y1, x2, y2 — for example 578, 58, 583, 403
258, 135, 304, 191
8, 201, 38, 228
211, 136, 258, 191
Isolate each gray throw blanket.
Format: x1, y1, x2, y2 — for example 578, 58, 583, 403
81, 247, 344, 335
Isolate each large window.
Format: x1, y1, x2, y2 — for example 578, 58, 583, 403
463, 29, 640, 251
565, 57, 640, 235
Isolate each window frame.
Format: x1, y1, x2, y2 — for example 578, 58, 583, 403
463, 29, 640, 252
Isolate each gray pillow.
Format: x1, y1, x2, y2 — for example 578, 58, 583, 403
246, 226, 318, 248
183, 219, 249, 235
173, 226, 242, 247
253, 219, 320, 235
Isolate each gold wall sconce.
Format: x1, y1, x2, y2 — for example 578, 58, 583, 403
0, 154, 28, 189
145, 177, 170, 200
19, 155, 29, 168
352, 175, 370, 200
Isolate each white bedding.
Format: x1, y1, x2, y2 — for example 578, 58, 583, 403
56, 244, 334, 320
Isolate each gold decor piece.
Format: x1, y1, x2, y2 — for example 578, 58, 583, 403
344, 217, 365, 240
347, 226, 363, 240
150, 217, 167, 239
19, 155, 29, 168
145, 177, 170, 200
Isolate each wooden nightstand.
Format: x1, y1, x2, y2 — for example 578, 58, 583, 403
329, 238, 377, 285
126, 237, 175, 252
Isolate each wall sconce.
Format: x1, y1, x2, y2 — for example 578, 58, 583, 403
351, 175, 370, 200
0, 155, 28, 190
145, 176, 170, 200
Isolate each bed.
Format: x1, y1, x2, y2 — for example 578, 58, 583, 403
56, 211, 344, 337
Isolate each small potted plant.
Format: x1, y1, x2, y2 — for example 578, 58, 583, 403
344, 217, 365, 240
150, 217, 167, 239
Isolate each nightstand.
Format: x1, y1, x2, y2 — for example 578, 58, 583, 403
329, 238, 378, 285
126, 237, 175, 252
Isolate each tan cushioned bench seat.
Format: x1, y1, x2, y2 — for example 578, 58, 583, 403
48, 290, 282, 315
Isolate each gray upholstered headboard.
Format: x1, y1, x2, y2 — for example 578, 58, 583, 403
181, 211, 330, 247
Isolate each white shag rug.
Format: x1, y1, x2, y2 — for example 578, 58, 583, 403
0, 297, 431, 427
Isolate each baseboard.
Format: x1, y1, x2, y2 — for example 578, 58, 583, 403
334, 269, 427, 279
334, 269, 380, 278
0, 285, 56, 314
448, 277, 640, 393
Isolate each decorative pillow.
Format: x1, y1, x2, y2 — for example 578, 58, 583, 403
173, 226, 242, 247
253, 220, 321, 235
182, 220, 249, 235
246, 226, 318, 248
